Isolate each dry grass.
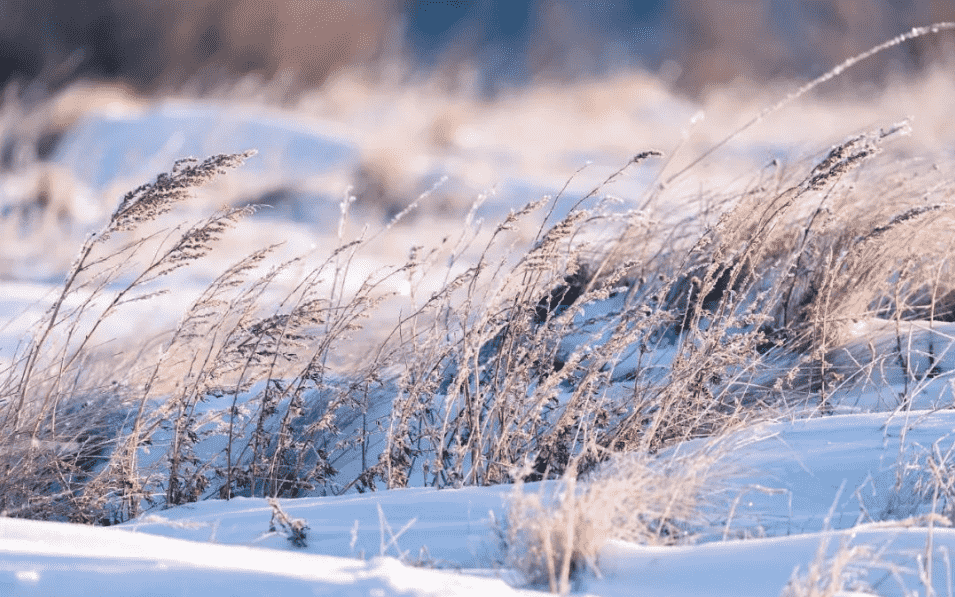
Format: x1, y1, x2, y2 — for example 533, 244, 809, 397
502, 436, 741, 593
1, 20, 955, 597
1, 112, 940, 516
780, 533, 880, 597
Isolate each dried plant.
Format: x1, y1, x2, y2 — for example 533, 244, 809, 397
0, 152, 256, 520
501, 435, 740, 593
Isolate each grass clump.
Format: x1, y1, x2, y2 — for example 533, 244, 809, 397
0, 109, 950, 526
502, 438, 737, 594
1, 114, 952, 524
0, 151, 258, 521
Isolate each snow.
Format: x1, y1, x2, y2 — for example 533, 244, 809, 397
3, 410, 955, 595
4, 98, 955, 596
0, 516, 526, 597
119, 486, 513, 566
52, 101, 357, 194
593, 527, 955, 597
827, 319, 955, 412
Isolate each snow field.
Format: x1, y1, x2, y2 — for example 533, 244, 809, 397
4, 70, 955, 596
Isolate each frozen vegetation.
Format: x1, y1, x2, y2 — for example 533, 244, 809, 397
3, 25, 955, 597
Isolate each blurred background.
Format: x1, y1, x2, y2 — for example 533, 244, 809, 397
2, 0, 954, 97
1, 0, 955, 284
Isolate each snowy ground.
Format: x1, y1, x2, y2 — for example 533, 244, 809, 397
4, 269, 955, 595
3, 96, 955, 596
2, 408, 954, 596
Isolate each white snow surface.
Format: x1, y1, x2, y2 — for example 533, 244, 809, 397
52, 101, 357, 194
0, 515, 524, 597
3, 410, 955, 596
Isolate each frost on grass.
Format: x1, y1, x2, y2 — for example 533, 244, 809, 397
0, 151, 258, 521
4, 113, 955, 528
502, 435, 742, 593
268, 497, 310, 548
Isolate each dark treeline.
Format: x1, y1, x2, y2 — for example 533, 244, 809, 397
0, 0, 952, 96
